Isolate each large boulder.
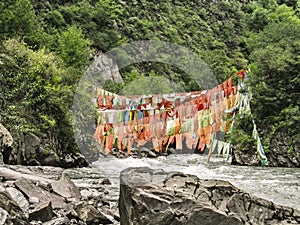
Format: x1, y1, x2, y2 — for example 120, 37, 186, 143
29, 201, 53, 222
0, 183, 27, 224
14, 179, 66, 209
0, 123, 14, 164
51, 173, 81, 202
119, 167, 300, 225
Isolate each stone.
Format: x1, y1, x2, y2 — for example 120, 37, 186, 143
80, 189, 101, 200
51, 173, 81, 202
29, 201, 53, 222
0, 183, 27, 223
0, 166, 52, 187
6, 187, 29, 213
139, 147, 157, 158
0, 123, 14, 164
119, 167, 300, 225
29, 197, 40, 204
15, 180, 66, 209
74, 202, 113, 224
0, 153, 3, 165
100, 178, 112, 185
42, 151, 60, 167
86, 54, 124, 87
0, 207, 10, 225
23, 132, 41, 162
42, 217, 70, 225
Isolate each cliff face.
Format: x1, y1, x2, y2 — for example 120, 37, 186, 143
232, 131, 300, 168
119, 167, 300, 225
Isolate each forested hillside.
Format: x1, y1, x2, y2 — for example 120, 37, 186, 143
0, 0, 299, 166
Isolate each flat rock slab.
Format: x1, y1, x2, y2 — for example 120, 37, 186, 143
15, 180, 66, 209
51, 173, 81, 201
0, 183, 27, 223
119, 167, 300, 225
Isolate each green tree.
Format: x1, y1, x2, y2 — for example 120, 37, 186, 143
57, 26, 92, 69
0, 39, 77, 157
0, 0, 39, 41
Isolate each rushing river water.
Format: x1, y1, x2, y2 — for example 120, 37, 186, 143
66, 154, 300, 210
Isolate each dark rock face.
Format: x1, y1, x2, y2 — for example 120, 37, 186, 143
267, 132, 300, 167
232, 132, 300, 167
29, 201, 53, 222
231, 147, 261, 166
119, 167, 300, 225
0, 123, 88, 168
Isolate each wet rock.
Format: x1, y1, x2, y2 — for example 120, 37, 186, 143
139, 147, 157, 158
119, 167, 300, 225
100, 178, 112, 185
231, 147, 260, 166
15, 180, 66, 209
74, 201, 113, 224
29, 201, 53, 222
51, 173, 81, 202
62, 153, 88, 168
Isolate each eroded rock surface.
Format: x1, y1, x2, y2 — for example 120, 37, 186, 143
0, 165, 118, 224
120, 167, 300, 225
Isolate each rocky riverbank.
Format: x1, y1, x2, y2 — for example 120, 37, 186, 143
0, 165, 119, 225
120, 167, 300, 225
0, 123, 88, 168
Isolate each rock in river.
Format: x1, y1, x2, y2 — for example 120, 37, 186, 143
119, 167, 300, 225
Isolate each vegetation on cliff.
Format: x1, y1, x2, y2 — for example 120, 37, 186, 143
0, 0, 299, 165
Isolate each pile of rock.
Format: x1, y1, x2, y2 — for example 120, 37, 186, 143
109, 146, 169, 159
120, 167, 300, 225
0, 165, 118, 225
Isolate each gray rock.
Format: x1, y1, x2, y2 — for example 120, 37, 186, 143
29, 201, 53, 222
119, 167, 300, 225
0, 123, 14, 164
6, 187, 29, 213
15, 180, 66, 209
0, 153, 3, 165
139, 147, 157, 158
100, 178, 112, 185
42, 217, 69, 225
86, 54, 124, 87
80, 189, 102, 200
0, 183, 27, 223
0, 123, 13, 147
0, 166, 52, 186
0, 207, 10, 225
51, 173, 81, 202
23, 132, 41, 161
29, 197, 40, 204
74, 201, 113, 224
42, 151, 60, 167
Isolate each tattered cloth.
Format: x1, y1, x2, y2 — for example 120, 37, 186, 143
94, 71, 244, 154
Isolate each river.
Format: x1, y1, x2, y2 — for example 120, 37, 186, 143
65, 154, 300, 211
